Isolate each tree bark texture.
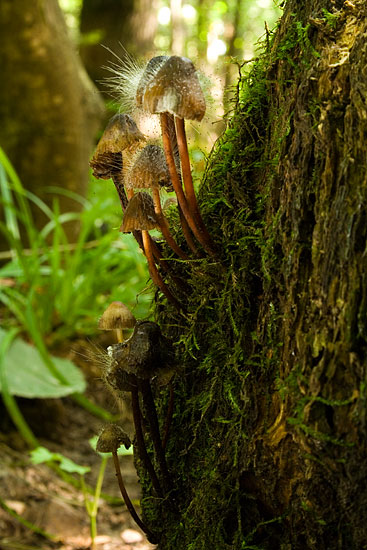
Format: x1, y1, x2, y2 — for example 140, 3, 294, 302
0, 0, 104, 239
137, 1, 367, 549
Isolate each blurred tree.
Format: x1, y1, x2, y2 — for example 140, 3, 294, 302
79, 0, 158, 92
0, 0, 104, 239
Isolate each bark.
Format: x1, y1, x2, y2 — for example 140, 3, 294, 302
0, 0, 104, 240
134, 1, 367, 549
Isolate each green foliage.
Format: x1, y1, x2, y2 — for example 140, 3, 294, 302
30, 446, 91, 475
0, 147, 151, 346
0, 328, 85, 398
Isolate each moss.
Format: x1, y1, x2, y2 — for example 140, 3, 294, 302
134, 3, 367, 548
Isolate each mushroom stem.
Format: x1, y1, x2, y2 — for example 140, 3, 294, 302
130, 386, 163, 498
178, 203, 199, 256
162, 381, 175, 450
174, 116, 217, 257
151, 187, 189, 261
139, 379, 172, 492
116, 328, 124, 343
112, 172, 129, 211
142, 230, 184, 312
111, 449, 157, 542
160, 113, 214, 256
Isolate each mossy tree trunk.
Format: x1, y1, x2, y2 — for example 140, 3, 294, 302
139, 1, 367, 549
0, 0, 104, 239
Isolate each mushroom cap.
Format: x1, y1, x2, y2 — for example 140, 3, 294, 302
96, 424, 131, 453
126, 145, 171, 190
123, 321, 174, 380
95, 114, 145, 156
142, 56, 206, 121
104, 343, 138, 393
136, 56, 169, 107
90, 151, 122, 180
98, 301, 136, 330
121, 192, 159, 233
90, 114, 145, 179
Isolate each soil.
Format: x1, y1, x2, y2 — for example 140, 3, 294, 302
0, 336, 156, 550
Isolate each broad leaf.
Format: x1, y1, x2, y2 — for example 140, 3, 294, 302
0, 328, 85, 398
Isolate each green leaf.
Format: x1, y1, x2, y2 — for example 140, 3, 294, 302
0, 328, 85, 398
30, 446, 91, 475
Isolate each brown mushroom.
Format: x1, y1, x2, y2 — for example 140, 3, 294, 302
96, 424, 157, 543
127, 144, 188, 260
139, 56, 216, 257
90, 114, 145, 211
98, 301, 136, 343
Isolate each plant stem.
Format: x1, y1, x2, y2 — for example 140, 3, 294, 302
89, 455, 109, 549
174, 116, 217, 257
142, 230, 184, 312
140, 379, 172, 492
112, 450, 157, 543
151, 186, 189, 260
160, 113, 211, 254
130, 386, 163, 498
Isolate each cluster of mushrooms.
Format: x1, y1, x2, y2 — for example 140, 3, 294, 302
96, 301, 175, 543
90, 55, 218, 312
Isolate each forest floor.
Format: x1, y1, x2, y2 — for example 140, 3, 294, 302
0, 337, 155, 550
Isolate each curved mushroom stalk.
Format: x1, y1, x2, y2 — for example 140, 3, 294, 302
122, 192, 184, 312
96, 424, 158, 543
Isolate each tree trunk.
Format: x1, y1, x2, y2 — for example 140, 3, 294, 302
136, 1, 367, 548
0, 0, 104, 240
80, 0, 158, 91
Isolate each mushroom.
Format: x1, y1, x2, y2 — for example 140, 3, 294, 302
90, 113, 145, 212
127, 144, 188, 260
113, 321, 174, 493
138, 55, 216, 257
98, 301, 136, 343
96, 424, 157, 543
122, 192, 184, 312
105, 343, 163, 499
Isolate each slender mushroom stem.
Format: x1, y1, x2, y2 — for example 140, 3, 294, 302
130, 386, 163, 498
142, 230, 184, 312
112, 171, 129, 211
160, 112, 215, 256
174, 116, 217, 257
165, 113, 199, 256
139, 379, 173, 493
178, 203, 199, 256
151, 187, 189, 260
111, 450, 157, 542
162, 381, 175, 450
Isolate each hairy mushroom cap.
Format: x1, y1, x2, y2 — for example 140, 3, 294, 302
96, 424, 131, 453
96, 114, 145, 155
123, 321, 174, 380
98, 301, 136, 330
121, 192, 159, 232
126, 144, 171, 191
142, 56, 206, 121
104, 343, 138, 393
90, 114, 145, 179
136, 56, 169, 107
